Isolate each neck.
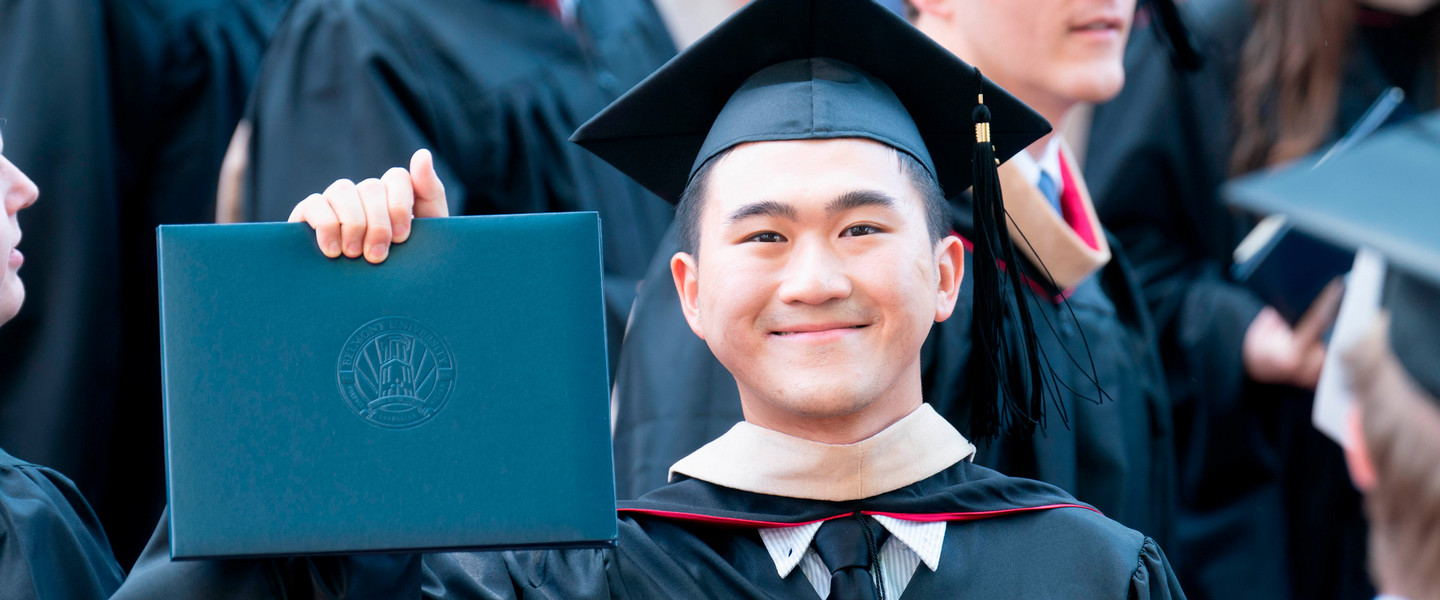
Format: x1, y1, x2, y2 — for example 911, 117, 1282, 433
736, 363, 925, 444
1018, 99, 1073, 161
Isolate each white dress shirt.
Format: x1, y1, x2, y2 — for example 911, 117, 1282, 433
758, 516, 946, 599
1006, 137, 1063, 198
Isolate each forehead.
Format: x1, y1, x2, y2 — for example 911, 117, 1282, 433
703, 138, 920, 210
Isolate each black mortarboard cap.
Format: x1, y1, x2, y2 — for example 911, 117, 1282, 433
571, 0, 1055, 441
570, 0, 1048, 204
1226, 111, 1440, 401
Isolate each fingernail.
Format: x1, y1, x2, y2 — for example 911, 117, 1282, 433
394, 224, 409, 240
370, 244, 388, 261
327, 241, 342, 257
346, 241, 362, 257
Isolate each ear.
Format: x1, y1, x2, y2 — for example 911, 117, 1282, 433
671, 251, 707, 340
1343, 408, 1377, 493
908, 0, 954, 20
933, 235, 964, 323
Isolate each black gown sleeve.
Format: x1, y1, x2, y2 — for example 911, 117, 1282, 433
1129, 537, 1186, 600
0, 453, 124, 600
113, 507, 429, 599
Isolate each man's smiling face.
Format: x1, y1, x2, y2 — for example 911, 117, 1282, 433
670, 138, 962, 438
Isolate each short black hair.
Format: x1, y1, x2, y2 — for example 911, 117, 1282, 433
674, 146, 949, 257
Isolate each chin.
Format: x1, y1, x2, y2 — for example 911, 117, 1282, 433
0, 278, 23, 326
1065, 67, 1126, 104
763, 377, 882, 420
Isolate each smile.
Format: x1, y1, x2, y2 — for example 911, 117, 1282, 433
1069, 15, 1124, 34
771, 324, 869, 337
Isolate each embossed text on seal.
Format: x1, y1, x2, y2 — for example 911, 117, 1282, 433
337, 316, 456, 429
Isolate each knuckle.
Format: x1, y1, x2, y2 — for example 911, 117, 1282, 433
325, 178, 356, 194
357, 177, 385, 193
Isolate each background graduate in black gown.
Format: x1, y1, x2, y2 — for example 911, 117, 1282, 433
0, 0, 293, 567
234, 0, 679, 372
610, 0, 1178, 550
1085, 0, 1438, 597
0, 127, 124, 600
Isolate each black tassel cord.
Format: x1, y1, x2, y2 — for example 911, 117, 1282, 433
967, 69, 1113, 442
968, 85, 1046, 442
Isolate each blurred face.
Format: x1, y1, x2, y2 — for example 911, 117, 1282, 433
670, 139, 962, 441
0, 134, 39, 325
914, 0, 1135, 123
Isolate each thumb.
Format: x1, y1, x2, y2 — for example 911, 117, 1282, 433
410, 149, 450, 218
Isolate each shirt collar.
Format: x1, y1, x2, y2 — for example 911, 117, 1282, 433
757, 517, 945, 578
1006, 136, 1063, 190
669, 404, 976, 502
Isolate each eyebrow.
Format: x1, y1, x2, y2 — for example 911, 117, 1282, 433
727, 200, 798, 223
827, 190, 898, 216
726, 190, 901, 225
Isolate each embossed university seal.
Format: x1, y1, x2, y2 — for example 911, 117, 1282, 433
337, 316, 456, 429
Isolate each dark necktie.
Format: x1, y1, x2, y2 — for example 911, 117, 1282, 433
812, 515, 891, 600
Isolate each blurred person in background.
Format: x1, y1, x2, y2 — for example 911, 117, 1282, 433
0, 0, 293, 568
229, 0, 682, 373
0, 129, 125, 600
1085, 0, 1438, 597
1344, 313, 1440, 600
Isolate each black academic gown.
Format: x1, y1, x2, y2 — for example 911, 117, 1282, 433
611, 210, 1177, 547
926, 195, 1176, 549
0, 449, 124, 600
240, 0, 677, 371
1084, 1, 1435, 598
115, 461, 1184, 599
100, 0, 294, 566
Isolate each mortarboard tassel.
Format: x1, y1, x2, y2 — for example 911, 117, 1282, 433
968, 70, 1048, 442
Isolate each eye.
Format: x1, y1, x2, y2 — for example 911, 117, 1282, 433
745, 231, 787, 243
841, 224, 881, 237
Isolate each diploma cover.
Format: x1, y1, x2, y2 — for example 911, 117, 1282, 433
157, 213, 616, 559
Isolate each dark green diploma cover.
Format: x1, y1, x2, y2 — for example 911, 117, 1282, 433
156, 213, 616, 559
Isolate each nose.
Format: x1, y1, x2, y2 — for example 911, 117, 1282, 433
2, 158, 38, 215
776, 235, 852, 305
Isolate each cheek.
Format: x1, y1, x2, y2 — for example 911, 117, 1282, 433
864, 248, 938, 328
696, 255, 773, 340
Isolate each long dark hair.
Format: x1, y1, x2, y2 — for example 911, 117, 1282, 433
1231, 0, 1440, 174
1231, 0, 1355, 174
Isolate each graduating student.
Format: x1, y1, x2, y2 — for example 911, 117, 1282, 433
115, 0, 1185, 597
1343, 299, 1440, 600
1085, 0, 1437, 597
235, 0, 678, 369
0, 132, 125, 600
1225, 114, 1440, 600
610, 0, 1177, 549
0, 0, 295, 568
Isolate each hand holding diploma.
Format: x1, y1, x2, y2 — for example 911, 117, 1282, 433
288, 149, 448, 263
1242, 279, 1345, 390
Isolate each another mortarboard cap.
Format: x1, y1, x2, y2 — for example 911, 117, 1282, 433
1226, 110, 1440, 401
570, 0, 1048, 204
